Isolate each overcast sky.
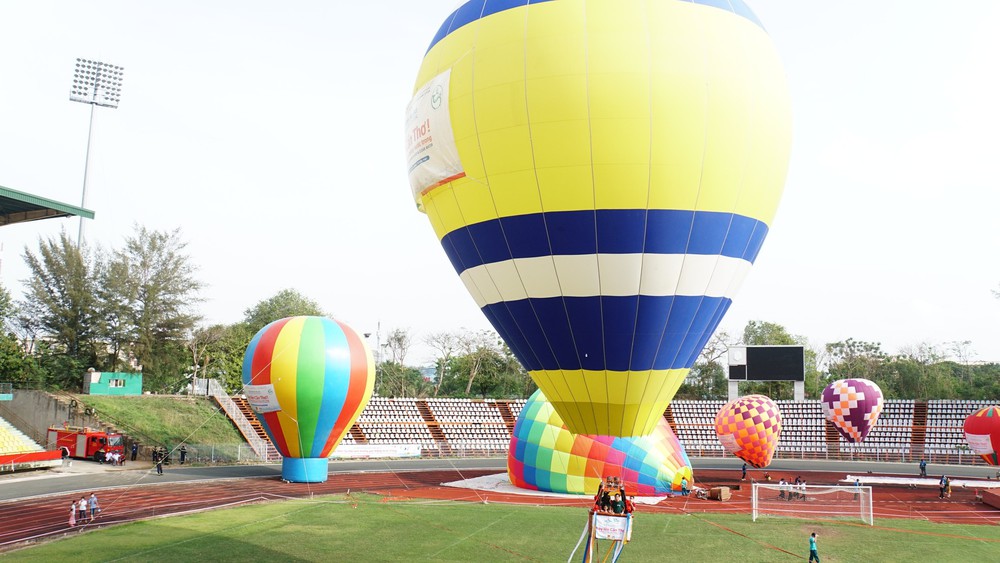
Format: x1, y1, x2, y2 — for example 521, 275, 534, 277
1, 1, 997, 366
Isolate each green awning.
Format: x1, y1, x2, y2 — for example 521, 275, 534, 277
0, 185, 95, 226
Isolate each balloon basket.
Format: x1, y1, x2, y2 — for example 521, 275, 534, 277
281, 457, 329, 483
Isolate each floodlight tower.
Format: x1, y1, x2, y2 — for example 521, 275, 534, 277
69, 58, 125, 246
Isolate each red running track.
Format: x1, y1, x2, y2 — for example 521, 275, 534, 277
1, 468, 997, 552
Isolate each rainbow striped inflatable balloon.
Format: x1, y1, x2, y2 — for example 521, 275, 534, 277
508, 390, 693, 495
407, 0, 792, 438
242, 316, 374, 482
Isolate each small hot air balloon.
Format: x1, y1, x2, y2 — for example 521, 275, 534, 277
964, 406, 1000, 466
715, 395, 782, 468
406, 0, 792, 438
242, 316, 374, 483
821, 378, 884, 443
508, 390, 692, 495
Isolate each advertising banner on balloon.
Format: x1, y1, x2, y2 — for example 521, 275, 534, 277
966, 433, 995, 454
405, 69, 463, 201
244, 384, 281, 413
592, 514, 629, 541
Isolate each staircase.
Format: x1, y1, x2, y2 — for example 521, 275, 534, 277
824, 420, 841, 457
232, 397, 270, 443
416, 400, 451, 456
663, 404, 678, 435
204, 379, 278, 462
349, 423, 368, 444
494, 401, 517, 435
910, 400, 929, 459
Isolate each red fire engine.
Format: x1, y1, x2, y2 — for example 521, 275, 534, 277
48, 425, 125, 462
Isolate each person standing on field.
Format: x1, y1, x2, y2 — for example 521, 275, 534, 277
808, 532, 820, 562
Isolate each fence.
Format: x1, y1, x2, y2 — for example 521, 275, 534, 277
150, 443, 268, 465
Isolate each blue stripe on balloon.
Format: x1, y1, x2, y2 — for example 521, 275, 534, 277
426, 0, 765, 53
440, 209, 768, 273
241, 324, 268, 386
483, 295, 730, 371
311, 320, 349, 458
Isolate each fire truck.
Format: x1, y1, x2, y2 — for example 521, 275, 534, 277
47, 425, 125, 462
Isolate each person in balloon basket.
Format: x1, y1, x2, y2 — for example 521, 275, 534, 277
624, 496, 635, 514
611, 493, 625, 514
599, 488, 612, 512
592, 481, 605, 512
808, 532, 820, 562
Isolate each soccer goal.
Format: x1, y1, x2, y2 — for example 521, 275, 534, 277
751, 483, 873, 525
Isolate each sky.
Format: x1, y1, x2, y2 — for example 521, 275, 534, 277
1, 1, 998, 366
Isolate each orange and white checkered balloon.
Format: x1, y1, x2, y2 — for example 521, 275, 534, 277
715, 394, 782, 468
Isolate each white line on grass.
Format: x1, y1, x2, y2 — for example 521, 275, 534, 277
425, 511, 517, 560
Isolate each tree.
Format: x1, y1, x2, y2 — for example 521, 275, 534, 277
383, 328, 413, 365
201, 323, 255, 393
19, 231, 102, 375
825, 338, 887, 382
188, 324, 227, 381
0, 283, 38, 387
454, 330, 501, 395
243, 289, 324, 334
105, 226, 203, 392
425, 331, 458, 397
741, 320, 798, 346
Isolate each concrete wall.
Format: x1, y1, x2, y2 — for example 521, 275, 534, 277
0, 390, 106, 446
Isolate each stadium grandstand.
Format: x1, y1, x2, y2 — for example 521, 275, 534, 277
0, 185, 94, 227
220, 393, 997, 466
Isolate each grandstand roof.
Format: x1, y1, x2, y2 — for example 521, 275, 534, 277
0, 185, 94, 227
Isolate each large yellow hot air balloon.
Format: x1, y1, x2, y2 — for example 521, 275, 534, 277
406, 0, 791, 437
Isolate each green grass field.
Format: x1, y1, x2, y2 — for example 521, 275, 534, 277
6, 494, 999, 562
77, 395, 245, 447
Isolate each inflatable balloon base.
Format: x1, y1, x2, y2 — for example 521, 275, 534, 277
281, 457, 329, 483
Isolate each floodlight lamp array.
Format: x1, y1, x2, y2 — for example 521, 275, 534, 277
70, 58, 125, 108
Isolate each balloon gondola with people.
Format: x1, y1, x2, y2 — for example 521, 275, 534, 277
569, 476, 635, 563
406, 0, 792, 438
242, 316, 374, 483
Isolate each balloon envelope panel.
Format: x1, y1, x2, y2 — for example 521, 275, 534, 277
821, 379, 884, 443
715, 394, 782, 468
963, 406, 1000, 466
242, 316, 374, 477
507, 390, 693, 495
407, 0, 792, 437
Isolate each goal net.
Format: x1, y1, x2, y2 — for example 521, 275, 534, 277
752, 483, 873, 525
